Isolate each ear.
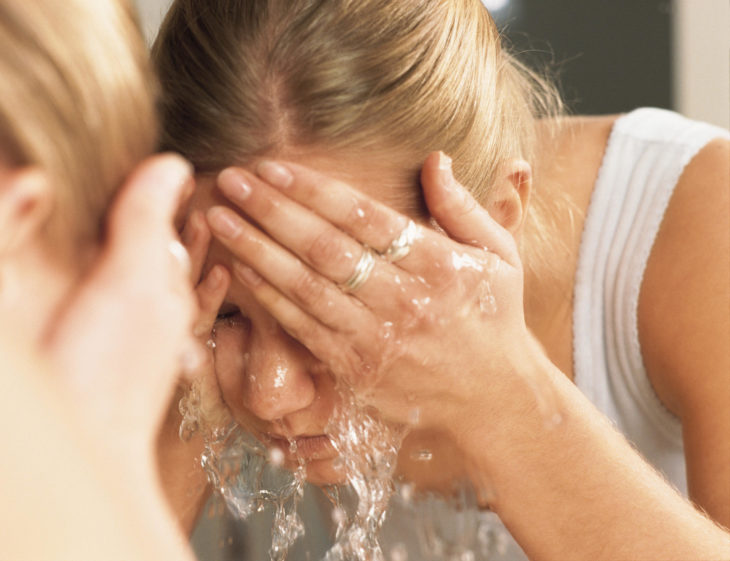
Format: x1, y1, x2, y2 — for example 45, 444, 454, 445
486, 159, 532, 237
0, 167, 53, 259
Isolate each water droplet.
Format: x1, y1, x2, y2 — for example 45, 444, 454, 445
268, 446, 285, 467
478, 280, 497, 315
408, 407, 421, 426
411, 449, 433, 462
399, 482, 415, 503
495, 529, 510, 555
389, 543, 408, 561
332, 505, 347, 525
451, 251, 485, 272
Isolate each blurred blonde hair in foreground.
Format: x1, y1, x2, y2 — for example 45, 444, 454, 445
0, 0, 158, 260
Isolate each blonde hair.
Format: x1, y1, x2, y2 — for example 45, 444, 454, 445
153, 0, 563, 261
0, 0, 158, 259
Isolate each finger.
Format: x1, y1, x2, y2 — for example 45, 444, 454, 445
233, 262, 369, 384
107, 153, 193, 250
181, 210, 212, 284
215, 167, 426, 299
193, 265, 230, 338
420, 151, 520, 266
252, 161, 419, 255
217, 168, 365, 282
206, 206, 375, 332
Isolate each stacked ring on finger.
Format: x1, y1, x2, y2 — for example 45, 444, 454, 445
384, 219, 419, 263
340, 247, 377, 293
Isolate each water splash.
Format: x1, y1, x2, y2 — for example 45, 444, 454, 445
192, 417, 306, 560
323, 389, 405, 561
387, 482, 515, 561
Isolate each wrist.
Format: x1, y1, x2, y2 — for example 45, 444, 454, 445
449, 332, 570, 503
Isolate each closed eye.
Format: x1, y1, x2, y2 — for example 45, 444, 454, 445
216, 302, 244, 322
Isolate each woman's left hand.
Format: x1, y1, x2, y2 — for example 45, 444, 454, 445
206, 152, 537, 435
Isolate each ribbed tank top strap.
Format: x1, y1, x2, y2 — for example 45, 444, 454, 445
573, 108, 730, 446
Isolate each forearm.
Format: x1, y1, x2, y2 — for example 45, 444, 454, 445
459, 346, 730, 561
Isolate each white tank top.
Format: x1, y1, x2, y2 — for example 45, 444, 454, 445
379, 109, 730, 561
573, 107, 730, 497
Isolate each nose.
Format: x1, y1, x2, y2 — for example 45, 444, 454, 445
241, 324, 316, 422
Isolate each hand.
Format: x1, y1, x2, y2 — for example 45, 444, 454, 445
178, 209, 233, 439
45, 155, 203, 458
205, 152, 537, 436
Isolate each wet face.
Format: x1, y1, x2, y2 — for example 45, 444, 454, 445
191, 152, 468, 489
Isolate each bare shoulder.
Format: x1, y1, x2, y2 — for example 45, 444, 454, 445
638, 136, 730, 524
639, 136, 730, 414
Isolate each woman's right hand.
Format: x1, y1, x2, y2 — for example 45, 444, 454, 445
205, 153, 548, 443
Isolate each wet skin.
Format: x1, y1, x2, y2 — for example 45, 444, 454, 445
189, 153, 473, 490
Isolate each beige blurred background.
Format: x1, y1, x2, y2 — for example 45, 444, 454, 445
133, 0, 729, 129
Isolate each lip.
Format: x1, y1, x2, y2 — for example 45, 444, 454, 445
267, 434, 337, 462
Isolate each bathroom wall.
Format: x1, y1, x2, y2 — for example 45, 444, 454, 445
673, 0, 729, 128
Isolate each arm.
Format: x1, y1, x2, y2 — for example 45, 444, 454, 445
206, 153, 730, 560
639, 137, 730, 527
424, 149, 730, 560
457, 342, 730, 561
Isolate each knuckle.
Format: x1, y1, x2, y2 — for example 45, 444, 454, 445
243, 235, 268, 262
290, 268, 328, 308
306, 228, 348, 270
347, 349, 379, 385
253, 193, 278, 221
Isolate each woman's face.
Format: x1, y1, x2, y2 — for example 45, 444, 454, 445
191, 153, 469, 489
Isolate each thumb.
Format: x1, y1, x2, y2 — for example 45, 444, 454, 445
421, 151, 519, 265
106, 153, 193, 251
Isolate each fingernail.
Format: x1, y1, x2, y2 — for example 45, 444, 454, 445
233, 261, 263, 287
437, 151, 453, 171
154, 154, 194, 198
207, 207, 243, 239
205, 266, 224, 290
257, 161, 293, 189
219, 168, 252, 201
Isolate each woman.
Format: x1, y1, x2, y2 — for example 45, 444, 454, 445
153, 0, 730, 559
0, 1, 227, 559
